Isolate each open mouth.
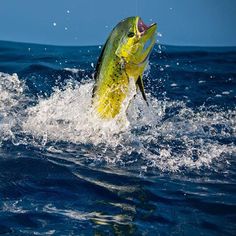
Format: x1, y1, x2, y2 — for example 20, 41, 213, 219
137, 18, 156, 34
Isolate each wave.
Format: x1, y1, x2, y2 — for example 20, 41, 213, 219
0, 71, 235, 173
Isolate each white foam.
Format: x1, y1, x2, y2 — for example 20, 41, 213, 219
0, 72, 235, 172
222, 91, 230, 95
198, 80, 206, 84
64, 68, 84, 74
0, 72, 27, 143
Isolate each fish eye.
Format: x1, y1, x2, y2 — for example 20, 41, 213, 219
127, 32, 135, 38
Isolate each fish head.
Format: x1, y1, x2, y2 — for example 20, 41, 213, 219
115, 16, 157, 65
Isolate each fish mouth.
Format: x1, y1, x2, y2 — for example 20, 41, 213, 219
137, 17, 157, 35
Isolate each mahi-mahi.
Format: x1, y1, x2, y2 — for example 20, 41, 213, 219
92, 16, 157, 119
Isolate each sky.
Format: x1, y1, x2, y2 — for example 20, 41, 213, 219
0, 0, 236, 46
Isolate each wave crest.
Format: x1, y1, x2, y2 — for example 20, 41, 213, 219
0, 72, 235, 172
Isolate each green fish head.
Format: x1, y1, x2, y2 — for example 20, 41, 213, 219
115, 16, 157, 65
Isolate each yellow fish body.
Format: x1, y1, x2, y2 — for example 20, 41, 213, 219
92, 16, 157, 119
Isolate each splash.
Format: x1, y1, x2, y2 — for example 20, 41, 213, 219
0, 72, 27, 143
23, 80, 134, 146
0, 72, 235, 172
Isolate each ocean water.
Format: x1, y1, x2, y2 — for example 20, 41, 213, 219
0, 40, 235, 235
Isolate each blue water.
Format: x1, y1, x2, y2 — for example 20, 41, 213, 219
0, 40, 235, 235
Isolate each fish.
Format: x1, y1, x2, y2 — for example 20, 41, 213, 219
92, 16, 157, 119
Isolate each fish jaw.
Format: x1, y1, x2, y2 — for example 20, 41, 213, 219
136, 17, 157, 39
115, 17, 157, 65
134, 17, 157, 65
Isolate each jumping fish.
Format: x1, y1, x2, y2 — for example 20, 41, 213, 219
92, 16, 157, 119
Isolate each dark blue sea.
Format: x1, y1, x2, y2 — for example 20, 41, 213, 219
0, 40, 235, 235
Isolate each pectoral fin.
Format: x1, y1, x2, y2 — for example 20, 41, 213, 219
136, 76, 149, 106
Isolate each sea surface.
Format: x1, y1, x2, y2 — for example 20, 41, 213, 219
0, 40, 235, 235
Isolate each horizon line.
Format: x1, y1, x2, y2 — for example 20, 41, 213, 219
1, 39, 236, 49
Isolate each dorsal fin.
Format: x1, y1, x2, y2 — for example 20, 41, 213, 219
93, 36, 111, 81
92, 36, 111, 98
